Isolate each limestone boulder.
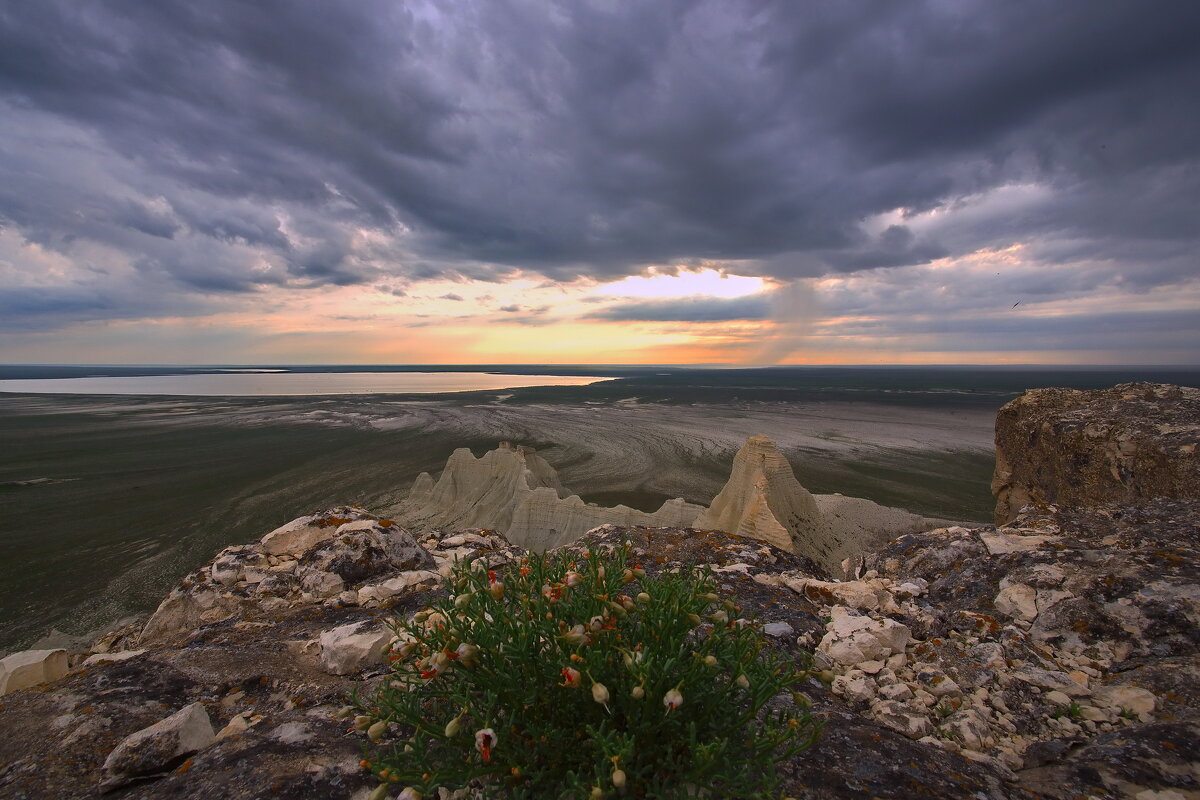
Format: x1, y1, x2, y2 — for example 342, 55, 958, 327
209, 545, 267, 586
101, 702, 215, 788
138, 585, 249, 645
0, 649, 68, 695
319, 621, 393, 675
994, 583, 1038, 621
253, 572, 300, 598
818, 607, 911, 666
298, 569, 345, 598
298, 520, 434, 586
992, 382, 1200, 525
260, 506, 377, 556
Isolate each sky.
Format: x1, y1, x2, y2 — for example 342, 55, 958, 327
1, 1, 1198, 366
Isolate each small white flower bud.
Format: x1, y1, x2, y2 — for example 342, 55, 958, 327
367, 719, 388, 741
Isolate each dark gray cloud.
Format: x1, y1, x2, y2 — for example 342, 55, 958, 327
0, 0, 1198, 349
817, 308, 1200, 360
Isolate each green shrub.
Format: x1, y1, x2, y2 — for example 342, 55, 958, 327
355, 543, 820, 799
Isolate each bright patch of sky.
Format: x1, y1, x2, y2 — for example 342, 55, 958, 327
593, 269, 766, 300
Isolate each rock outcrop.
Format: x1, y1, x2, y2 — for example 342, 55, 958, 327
138, 511, 499, 645
992, 382, 1200, 524
397, 442, 706, 550
696, 435, 826, 555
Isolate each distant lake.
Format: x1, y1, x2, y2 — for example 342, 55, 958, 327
0, 371, 610, 396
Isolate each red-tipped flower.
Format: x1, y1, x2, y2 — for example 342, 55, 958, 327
475, 727, 497, 762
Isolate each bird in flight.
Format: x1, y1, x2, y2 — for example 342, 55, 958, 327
1012, 301, 1020, 309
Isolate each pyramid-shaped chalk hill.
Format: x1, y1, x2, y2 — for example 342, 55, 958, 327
696, 435, 840, 568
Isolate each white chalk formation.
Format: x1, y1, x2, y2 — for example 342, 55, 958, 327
693, 436, 952, 572
396, 437, 955, 567
399, 442, 706, 551
695, 434, 826, 555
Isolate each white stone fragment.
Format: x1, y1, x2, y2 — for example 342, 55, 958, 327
979, 531, 1059, 555
272, 722, 313, 744
1093, 685, 1156, 715
878, 683, 914, 702
83, 649, 146, 667
783, 576, 896, 611
994, 584, 1039, 621
319, 622, 392, 675
942, 708, 995, 752
761, 622, 795, 638
831, 673, 876, 703
871, 700, 932, 739
0, 648, 69, 695
1012, 668, 1091, 697
818, 607, 911, 666
357, 570, 441, 605
102, 703, 215, 786
216, 714, 249, 740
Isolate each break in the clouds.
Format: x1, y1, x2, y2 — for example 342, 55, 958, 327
1, 1, 1198, 362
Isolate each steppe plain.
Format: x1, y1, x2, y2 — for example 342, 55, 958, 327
3, 365, 1194, 652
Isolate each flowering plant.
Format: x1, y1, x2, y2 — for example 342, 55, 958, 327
354, 542, 819, 799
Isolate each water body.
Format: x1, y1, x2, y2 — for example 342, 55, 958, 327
2, 364, 1197, 653
0, 371, 608, 396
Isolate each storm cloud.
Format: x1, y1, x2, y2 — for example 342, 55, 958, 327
1, 0, 1198, 357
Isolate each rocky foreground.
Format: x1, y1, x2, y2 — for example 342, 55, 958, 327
0, 382, 1196, 799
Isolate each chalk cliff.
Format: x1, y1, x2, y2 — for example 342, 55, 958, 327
396, 442, 705, 551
